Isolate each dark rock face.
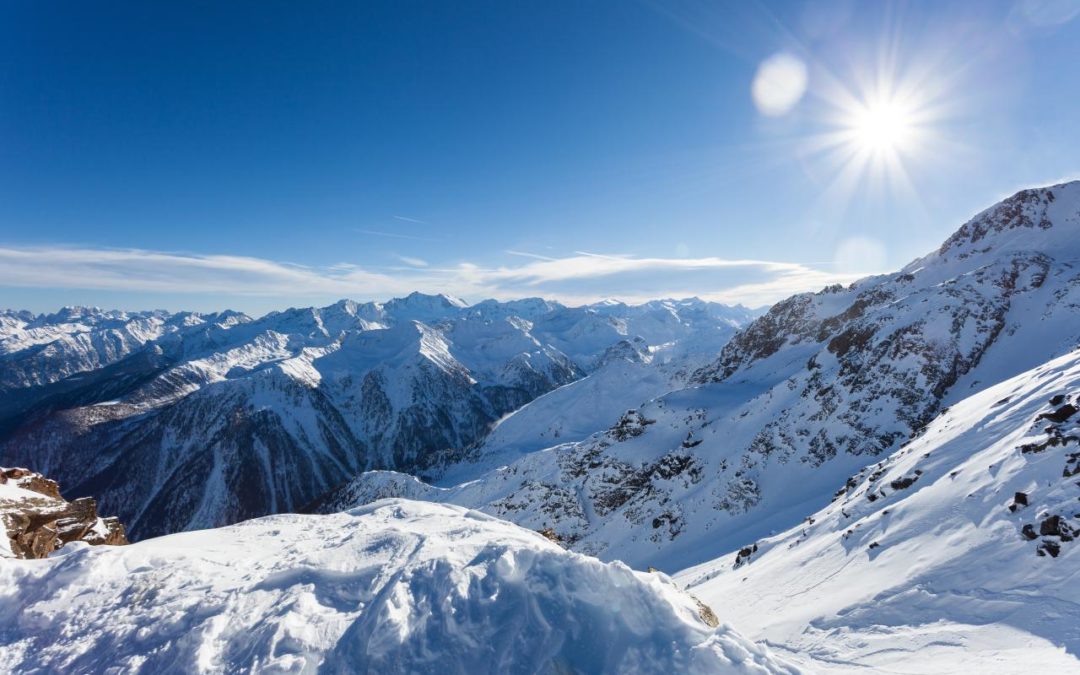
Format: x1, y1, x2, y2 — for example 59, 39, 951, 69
0, 467, 127, 559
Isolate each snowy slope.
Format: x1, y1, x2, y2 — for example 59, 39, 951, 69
0, 296, 751, 539
0, 499, 798, 674
322, 181, 1080, 571
675, 347, 1080, 673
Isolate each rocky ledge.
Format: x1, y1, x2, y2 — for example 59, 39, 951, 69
0, 467, 127, 558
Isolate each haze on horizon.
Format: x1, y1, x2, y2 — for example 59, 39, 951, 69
2, 0, 1079, 315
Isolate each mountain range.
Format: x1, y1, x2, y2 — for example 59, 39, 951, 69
3, 181, 1080, 672
0, 295, 754, 538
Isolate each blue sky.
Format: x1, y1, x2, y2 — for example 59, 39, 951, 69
2, 1, 1079, 314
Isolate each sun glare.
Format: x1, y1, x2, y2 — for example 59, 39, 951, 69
851, 101, 912, 153
801, 66, 949, 211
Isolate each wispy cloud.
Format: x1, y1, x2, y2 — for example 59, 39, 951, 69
0, 244, 873, 309
504, 249, 557, 261
392, 215, 427, 224
396, 255, 429, 268
354, 228, 440, 242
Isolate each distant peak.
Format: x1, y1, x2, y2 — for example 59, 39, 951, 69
391, 292, 468, 309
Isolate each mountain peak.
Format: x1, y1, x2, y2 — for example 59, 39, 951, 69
934, 181, 1080, 262
383, 292, 469, 322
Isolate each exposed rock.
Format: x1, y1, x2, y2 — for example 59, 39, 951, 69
694, 596, 721, 627
608, 409, 657, 442
1065, 452, 1080, 478
1038, 404, 1078, 424
889, 473, 920, 491
1039, 514, 1074, 540
537, 527, 564, 546
1038, 540, 1062, 558
0, 466, 127, 559
734, 543, 758, 569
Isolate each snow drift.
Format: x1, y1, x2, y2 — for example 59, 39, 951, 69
0, 499, 797, 674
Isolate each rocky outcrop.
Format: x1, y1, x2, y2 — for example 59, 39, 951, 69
0, 467, 127, 559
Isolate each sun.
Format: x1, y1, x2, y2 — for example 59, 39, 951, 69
801, 73, 943, 208
851, 101, 913, 153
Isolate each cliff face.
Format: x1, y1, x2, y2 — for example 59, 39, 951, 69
0, 467, 127, 559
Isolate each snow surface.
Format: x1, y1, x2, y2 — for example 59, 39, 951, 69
0, 499, 798, 674
677, 347, 1080, 673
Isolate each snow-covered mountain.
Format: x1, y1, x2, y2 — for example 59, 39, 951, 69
0, 295, 753, 539
676, 347, 1080, 673
0, 498, 799, 674
322, 181, 1080, 571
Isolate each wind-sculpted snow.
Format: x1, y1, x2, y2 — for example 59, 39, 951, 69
324, 182, 1080, 571
0, 295, 752, 539
0, 499, 798, 675
675, 348, 1080, 673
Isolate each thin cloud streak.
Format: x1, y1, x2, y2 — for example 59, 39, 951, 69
354, 229, 441, 242
0, 244, 874, 308
396, 255, 429, 268
504, 249, 557, 261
